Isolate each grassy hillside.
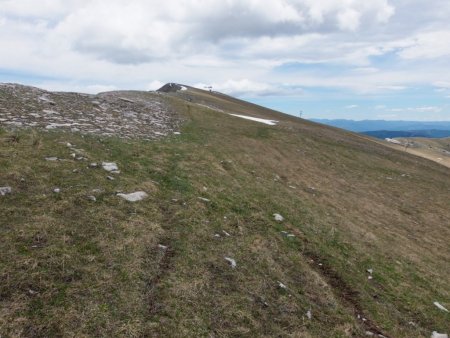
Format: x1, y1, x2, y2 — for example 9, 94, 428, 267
1, 86, 449, 337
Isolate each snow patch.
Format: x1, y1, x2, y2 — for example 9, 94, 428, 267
385, 138, 402, 145
229, 114, 278, 125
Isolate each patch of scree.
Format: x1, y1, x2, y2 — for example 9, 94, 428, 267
0, 83, 182, 140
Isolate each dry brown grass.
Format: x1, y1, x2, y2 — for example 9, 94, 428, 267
1, 87, 449, 337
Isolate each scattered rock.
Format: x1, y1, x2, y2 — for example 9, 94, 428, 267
224, 257, 237, 268
306, 309, 312, 320
198, 197, 210, 202
117, 191, 148, 202
45, 157, 58, 161
158, 244, 168, 250
86, 195, 97, 202
102, 162, 119, 172
273, 213, 284, 222
53, 188, 61, 193
277, 281, 287, 289
222, 230, 231, 237
431, 332, 448, 338
106, 176, 115, 181
0, 186, 12, 196
367, 269, 374, 274
89, 162, 98, 168
434, 302, 449, 312
0, 84, 181, 140
214, 234, 221, 238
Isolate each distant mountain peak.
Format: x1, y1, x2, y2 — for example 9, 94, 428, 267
157, 83, 188, 93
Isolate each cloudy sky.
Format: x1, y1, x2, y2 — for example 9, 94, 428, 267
1, 0, 450, 120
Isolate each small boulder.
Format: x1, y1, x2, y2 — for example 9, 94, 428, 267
277, 281, 287, 289
273, 213, 284, 222
117, 191, 148, 202
45, 157, 58, 161
431, 332, 448, 338
0, 186, 12, 196
224, 257, 237, 268
434, 302, 449, 312
102, 162, 119, 172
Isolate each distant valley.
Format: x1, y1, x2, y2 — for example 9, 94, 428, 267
311, 119, 450, 139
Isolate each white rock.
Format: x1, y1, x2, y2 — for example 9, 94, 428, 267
0, 186, 12, 196
277, 281, 287, 289
106, 176, 115, 181
367, 269, 374, 274
45, 157, 58, 161
306, 310, 312, 320
158, 244, 168, 250
87, 195, 96, 202
53, 188, 60, 193
198, 197, 210, 202
434, 302, 449, 312
431, 332, 448, 338
222, 230, 231, 237
224, 257, 237, 268
89, 162, 98, 168
102, 162, 119, 172
117, 191, 148, 202
273, 213, 284, 222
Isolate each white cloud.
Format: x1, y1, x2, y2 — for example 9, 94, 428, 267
195, 79, 303, 97
388, 106, 443, 113
345, 105, 359, 109
147, 80, 165, 91
0, 0, 449, 112
398, 31, 450, 60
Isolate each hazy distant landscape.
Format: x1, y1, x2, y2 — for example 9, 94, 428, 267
312, 119, 450, 138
